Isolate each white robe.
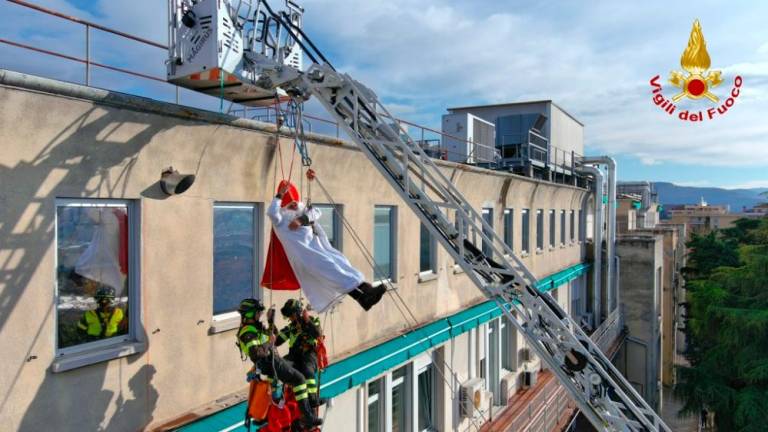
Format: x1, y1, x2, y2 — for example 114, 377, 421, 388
267, 198, 364, 312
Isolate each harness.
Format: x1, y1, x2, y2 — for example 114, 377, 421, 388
78, 308, 123, 338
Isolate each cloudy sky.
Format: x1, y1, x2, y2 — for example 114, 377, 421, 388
2, 0, 768, 188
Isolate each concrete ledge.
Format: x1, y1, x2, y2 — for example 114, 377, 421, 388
417, 271, 438, 283
51, 342, 146, 373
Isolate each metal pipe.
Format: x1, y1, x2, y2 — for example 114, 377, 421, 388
582, 156, 617, 317
577, 165, 603, 326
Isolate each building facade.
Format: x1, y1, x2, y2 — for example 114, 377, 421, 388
0, 71, 609, 432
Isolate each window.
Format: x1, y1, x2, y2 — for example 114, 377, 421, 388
521, 209, 530, 254
503, 209, 514, 253
374, 206, 396, 281
560, 210, 566, 245
417, 363, 437, 431
536, 209, 544, 251
54, 199, 140, 370
570, 210, 575, 242
213, 203, 260, 316
488, 320, 501, 397
368, 379, 384, 432
578, 210, 584, 242
481, 208, 494, 257
501, 316, 517, 371
391, 366, 408, 432
419, 223, 436, 274
549, 210, 556, 248
313, 204, 342, 250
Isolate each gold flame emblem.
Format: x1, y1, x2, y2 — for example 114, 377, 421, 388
669, 20, 722, 102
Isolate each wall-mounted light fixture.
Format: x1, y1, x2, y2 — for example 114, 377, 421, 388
160, 167, 195, 196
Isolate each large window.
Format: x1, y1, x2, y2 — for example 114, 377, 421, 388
560, 210, 566, 245
55, 200, 138, 367
503, 209, 514, 253
481, 208, 494, 257
313, 204, 342, 250
501, 316, 517, 371
374, 206, 396, 281
213, 203, 260, 316
578, 210, 584, 242
521, 209, 530, 254
419, 223, 437, 274
391, 366, 408, 432
536, 209, 544, 251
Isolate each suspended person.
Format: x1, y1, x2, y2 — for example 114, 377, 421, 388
274, 299, 323, 407
236, 298, 323, 428
77, 286, 126, 341
264, 174, 386, 312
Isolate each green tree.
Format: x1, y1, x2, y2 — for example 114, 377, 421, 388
676, 218, 768, 431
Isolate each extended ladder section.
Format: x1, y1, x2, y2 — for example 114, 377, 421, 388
168, 2, 671, 430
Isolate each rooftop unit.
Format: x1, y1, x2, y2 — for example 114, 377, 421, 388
440, 113, 497, 164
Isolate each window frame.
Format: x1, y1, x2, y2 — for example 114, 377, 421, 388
211, 202, 263, 331
52, 198, 143, 372
503, 208, 514, 254
373, 205, 397, 283
548, 209, 556, 249
521, 209, 530, 255
418, 223, 438, 279
536, 209, 544, 252
560, 209, 566, 246
481, 207, 494, 258
312, 203, 344, 251
570, 210, 576, 243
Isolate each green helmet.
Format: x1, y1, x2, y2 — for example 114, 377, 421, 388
94, 286, 116, 302
280, 299, 302, 318
238, 298, 265, 318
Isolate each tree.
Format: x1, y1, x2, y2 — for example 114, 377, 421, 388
676, 218, 768, 431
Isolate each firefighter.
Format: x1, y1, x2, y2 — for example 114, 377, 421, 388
236, 298, 322, 428
77, 286, 125, 340
274, 299, 322, 407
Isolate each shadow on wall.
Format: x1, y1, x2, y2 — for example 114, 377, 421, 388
17, 362, 158, 431
0, 100, 169, 428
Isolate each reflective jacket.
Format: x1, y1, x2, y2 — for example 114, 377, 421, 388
276, 316, 321, 356
238, 323, 272, 362
78, 308, 124, 338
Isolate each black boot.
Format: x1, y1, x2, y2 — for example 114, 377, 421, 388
348, 287, 372, 311
359, 282, 386, 309
298, 397, 323, 427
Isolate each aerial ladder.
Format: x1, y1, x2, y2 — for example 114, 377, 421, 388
166, 1, 671, 431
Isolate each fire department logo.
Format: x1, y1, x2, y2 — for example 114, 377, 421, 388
669, 20, 722, 102
649, 19, 742, 122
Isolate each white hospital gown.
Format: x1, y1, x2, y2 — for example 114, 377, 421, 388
267, 198, 364, 312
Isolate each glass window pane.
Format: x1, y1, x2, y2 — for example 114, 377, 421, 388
549, 210, 556, 247
418, 365, 435, 431
570, 210, 575, 241
561, 210, 566, 245
314, 204, 340, 250
419, 223, 434, 273
536, 209, 544, 250
374, 206, 393, 280
391, 367, 408, 432
502, 320, 513, 370
56, 204, 130, 350
368, 380, 381, 432
213, 205, 255, 315
522, 209, 530, 253
503, 209, 514, 251
482, 208, 493, 257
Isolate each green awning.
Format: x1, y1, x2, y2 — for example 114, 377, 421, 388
178, 262, 590, 431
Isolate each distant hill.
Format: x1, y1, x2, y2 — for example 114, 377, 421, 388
653, 182, 767, 212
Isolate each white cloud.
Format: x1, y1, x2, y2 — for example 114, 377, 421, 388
722, 180, 768, 190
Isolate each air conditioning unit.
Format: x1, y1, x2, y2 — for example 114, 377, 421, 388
459, 378, 490, 418
499, 372, 517, 404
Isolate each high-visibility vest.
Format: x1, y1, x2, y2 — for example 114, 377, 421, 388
278, 317, 320, 350
78, 308, 124, 338
238, 324, 270, 357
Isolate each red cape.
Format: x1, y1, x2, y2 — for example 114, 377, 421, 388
261, 229, 300, 290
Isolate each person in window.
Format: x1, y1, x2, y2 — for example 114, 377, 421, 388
274, 299, 323, 407
77, 286, 126, 340
264, 178, 386, 312
236, 298, 322, 428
